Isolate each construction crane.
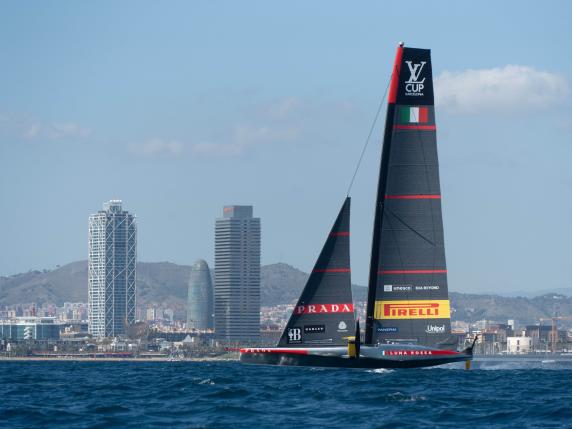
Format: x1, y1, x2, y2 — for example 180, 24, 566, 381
539, 316, 572, 353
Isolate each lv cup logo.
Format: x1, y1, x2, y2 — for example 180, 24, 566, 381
404, 60, 426, 95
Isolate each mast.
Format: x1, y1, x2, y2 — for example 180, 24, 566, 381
365, 43, 404, 344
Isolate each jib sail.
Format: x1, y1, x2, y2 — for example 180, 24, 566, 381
278, 198, 355, 347
364, 44, 455, 349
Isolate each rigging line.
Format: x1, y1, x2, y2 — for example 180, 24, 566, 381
383, 203, 436, 247
346, 74, 392, 196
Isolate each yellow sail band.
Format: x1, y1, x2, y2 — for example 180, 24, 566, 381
374, 300, 451, 320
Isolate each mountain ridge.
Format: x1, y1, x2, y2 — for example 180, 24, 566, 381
2, 261, 572, 324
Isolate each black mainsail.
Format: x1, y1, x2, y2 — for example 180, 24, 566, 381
277, 198, 355, 347
365, 44, 454, 348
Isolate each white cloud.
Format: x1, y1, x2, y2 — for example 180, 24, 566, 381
50, 122, 91, 139
0, 108, 91, 141
435, 65, 569, 113
261, 97, 302, 120
189, 125, 299, 157
23, 123, 42, 139
129, 96, 352, 158
233, 124, 298, 146
132, 123, 300, 158
189, 141, 242, 156
20, 121, 91, 140
129, 138, 184, 156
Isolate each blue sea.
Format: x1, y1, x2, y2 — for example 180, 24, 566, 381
1, 360, 571, 428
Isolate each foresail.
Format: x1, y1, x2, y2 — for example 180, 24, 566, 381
278, 198, 354, 347
365, 45, 454, 349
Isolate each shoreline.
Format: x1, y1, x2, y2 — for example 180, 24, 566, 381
0, 356, 236, 362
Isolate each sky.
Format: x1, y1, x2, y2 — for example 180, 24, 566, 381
1, 1, 571, 294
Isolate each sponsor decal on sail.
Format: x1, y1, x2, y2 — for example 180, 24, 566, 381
425, 324, 446, 334
293, 303, 354, 315
400, 106, 428, 123
337, 321, 348, 333
384, 284, 441, 292
374, 300, 450, 320
304, 339, 334, 345
404, 61, 426, 96
391, 285, 413, 292
377, 326, 398, 333
415, 285, 440, 291
287, 327, 302, 344
381, 349, 458, 356
304, 325, 325, 334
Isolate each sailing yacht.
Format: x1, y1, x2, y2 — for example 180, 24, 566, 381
240, 43, 475, 368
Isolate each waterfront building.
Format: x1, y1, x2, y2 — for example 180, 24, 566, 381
88, 200, 137, 338
507, 335, 533, 354
214, 205, 261, 342
187, 260, 214, 330
0, 317, 60, 341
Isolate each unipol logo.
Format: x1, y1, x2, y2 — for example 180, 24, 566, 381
425, 324, 446, 334
287, 328, 302, 343
404, 60, 426, 96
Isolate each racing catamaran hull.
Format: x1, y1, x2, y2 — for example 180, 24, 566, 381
240, 345, 472, 369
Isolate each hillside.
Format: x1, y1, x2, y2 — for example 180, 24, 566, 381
260, 263, 367, 305
2, 261, 572, 324
449, 292, 572, 324
0, 261, 193, 315
0, 261, 363, 308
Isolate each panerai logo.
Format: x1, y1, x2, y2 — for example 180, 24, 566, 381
425, 324, 446, 334
404, 61, 426, 96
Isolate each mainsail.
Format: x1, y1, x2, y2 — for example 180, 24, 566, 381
278, 198, 355, 347
365, 44, 454, 348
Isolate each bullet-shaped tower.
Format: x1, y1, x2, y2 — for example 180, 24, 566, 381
187, 259, 214, 330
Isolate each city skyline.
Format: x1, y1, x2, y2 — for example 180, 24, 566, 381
1, 2, 572, 295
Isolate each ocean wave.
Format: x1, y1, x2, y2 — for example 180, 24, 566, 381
1, 361, 571, 428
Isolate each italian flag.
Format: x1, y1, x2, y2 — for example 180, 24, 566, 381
400, 106, 428, 123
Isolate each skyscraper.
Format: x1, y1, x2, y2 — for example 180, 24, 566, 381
214, 205, 261, 342
88, 200, 137, 338
187, 259, 214, 330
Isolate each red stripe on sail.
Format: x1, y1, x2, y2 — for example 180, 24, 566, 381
379, 269, 447, 275
385, 195, 441, 199
394, 124, 436, 130
330, 232, 350, 236
387, 44, 404, 104
313, 268, 351, 273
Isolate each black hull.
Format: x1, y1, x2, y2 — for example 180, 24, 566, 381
240, 351, 469, 369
